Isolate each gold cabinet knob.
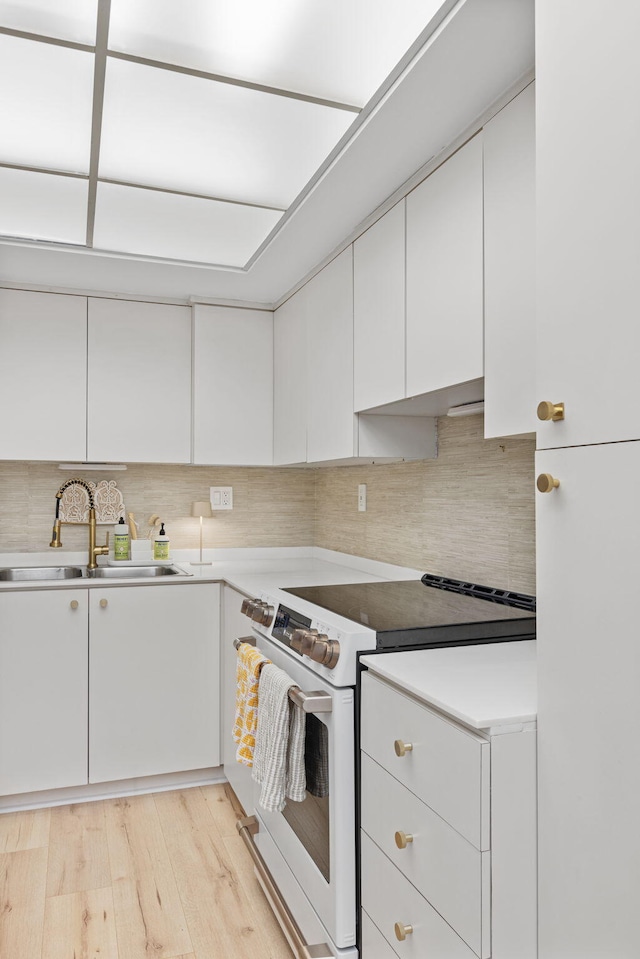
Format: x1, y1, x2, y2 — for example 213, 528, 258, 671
394, 923, 414, 942
537, 400, 565, 422
537, 473, 560, 493
70, 600, 79, 610
99, 598, 108, 608
394, 740, 413, 757
395, 830, 414, 849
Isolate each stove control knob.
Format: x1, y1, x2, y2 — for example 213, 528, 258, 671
241, 597, 261, 618
290, 628, 310, 652
240, 598, 252, 615
300, 629, 319, 655
309, 635, 340, 669
254, 604, 274, 627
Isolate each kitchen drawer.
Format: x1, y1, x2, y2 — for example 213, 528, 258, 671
361, 671, 490, 849
361, 831, 478, 959
361, 752, 490, 957
362, 910, 400, 959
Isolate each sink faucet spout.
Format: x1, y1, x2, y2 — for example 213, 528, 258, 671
50, 478, 110, 569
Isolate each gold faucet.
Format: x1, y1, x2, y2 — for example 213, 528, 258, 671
50, 478, 110, 570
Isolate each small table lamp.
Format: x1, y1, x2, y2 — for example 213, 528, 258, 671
191, 501, 212, 565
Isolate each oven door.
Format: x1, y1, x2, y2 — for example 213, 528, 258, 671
253, 632, 357, 953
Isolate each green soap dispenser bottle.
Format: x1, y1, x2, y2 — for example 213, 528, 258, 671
153, 522, 170, 561
114, 516, 130, 561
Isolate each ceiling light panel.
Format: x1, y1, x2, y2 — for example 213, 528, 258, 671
93, 182, 283, 266
108, 0, 447, 106
99, 58, 354, 209
0, 167, 88, 244
0, 0, 98, 45
0, 35, 94, 173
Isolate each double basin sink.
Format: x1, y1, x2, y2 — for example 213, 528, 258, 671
0, 565, 191, 582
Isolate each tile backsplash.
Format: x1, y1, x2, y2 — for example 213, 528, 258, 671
0, 417, 535, 592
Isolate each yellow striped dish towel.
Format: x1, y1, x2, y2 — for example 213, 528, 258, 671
233, 643, 271, 767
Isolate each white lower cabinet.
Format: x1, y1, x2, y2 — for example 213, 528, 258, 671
89, 584, 220, 783
360, 669, 536, 959
221, 584, 254, 812
0, 589, 88, 796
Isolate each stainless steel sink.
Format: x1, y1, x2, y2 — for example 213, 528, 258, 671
86, 565, 191, 579
0, 566, 85, 581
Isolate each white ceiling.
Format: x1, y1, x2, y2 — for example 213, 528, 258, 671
0, 0, 535, 305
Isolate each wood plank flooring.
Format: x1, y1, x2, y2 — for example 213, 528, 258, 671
0, 784, 293, 959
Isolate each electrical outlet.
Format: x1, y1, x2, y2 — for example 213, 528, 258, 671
210, 486, 233, 510
358, 484, 367, 512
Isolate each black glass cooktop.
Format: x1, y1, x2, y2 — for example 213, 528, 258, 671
282, 575, 535, 649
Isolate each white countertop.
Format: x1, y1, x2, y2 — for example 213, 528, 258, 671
361, 640, 537, 731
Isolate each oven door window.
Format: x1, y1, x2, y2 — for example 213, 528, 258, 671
282, 712, 330, 882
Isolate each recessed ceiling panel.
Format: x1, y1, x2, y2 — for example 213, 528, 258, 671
93, 182, 283, 266
0, 0, 98, 45
108, 0, 448, 106
0, 167, 88, 244
0, 35, 94, 173
100, 58, 354, 208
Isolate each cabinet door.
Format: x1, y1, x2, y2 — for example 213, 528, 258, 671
193, 305, 273, 465
353, 201, 406, 411
306, 247, 356, 463
406, 134, 483, 398
87, 298, 191, 463
0, 588, 88, 795
536, 3, 640, 448
221, 585, 254, 813
0, 289, 87, 461
274, 290, 307, 465
536, 441, 640, 956
89, 584, 220, 783
484, 84, 536, 439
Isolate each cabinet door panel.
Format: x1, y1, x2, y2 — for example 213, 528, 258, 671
536, 4, 640, 447
484, 84, 536, 438
193, 305, 273, 465
536, 441, 640, 956
406, 134, 483, 398
354, 201, 406, 411
0, 589, 88, 795
87, 298, 191, 463
89, 584, 220, 783
221, 585, 254, 813
0, 289, 87, 461
274, 291, 307, 465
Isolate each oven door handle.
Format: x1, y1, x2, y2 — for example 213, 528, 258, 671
233, 639, 333, 713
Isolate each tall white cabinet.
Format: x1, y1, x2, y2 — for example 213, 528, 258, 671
536, 3, 640, 955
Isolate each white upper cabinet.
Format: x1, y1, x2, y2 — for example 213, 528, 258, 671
0, 289, 87, 461
87, 297, 191, 463
406, 133, 484, 398
306, 247, 357, 463
536, 3, 640, 448
353, 201, 406, 412
274, 288, 307, 465
193, 304, 273, 465
484, 84, 536, 439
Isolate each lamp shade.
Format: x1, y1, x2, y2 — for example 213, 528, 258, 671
192, 500, 212, 518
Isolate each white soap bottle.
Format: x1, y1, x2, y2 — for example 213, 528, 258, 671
113, 516, 130, 561
153, 522, 170, 561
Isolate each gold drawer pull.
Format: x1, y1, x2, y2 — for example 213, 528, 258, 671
395, 830, 414, 849
536, 473, 560, 493
394, 740, 413, 757
537, 400, 565, 421
394, 922, 413, 942
99, 598, 108, 609
70, 600, 79, 610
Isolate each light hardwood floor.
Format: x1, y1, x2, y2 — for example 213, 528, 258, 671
0, 784, 294, 959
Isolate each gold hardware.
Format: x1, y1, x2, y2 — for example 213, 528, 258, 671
537, 400, 565, 422
100, 598, 108, 609
395, 830, 414, 849
394, 923, 413, 942
537, 473, 560, 493
394, 740, 413, 757
70, 600, 79, 610
50, 479, 109, 569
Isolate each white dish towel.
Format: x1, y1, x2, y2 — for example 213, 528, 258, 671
252, 663, 306, 812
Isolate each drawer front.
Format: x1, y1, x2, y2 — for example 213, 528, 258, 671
361, 753, 490, 957
361, 671, 490, 849
361, 831, 478, 959
362, 910, 400, 959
